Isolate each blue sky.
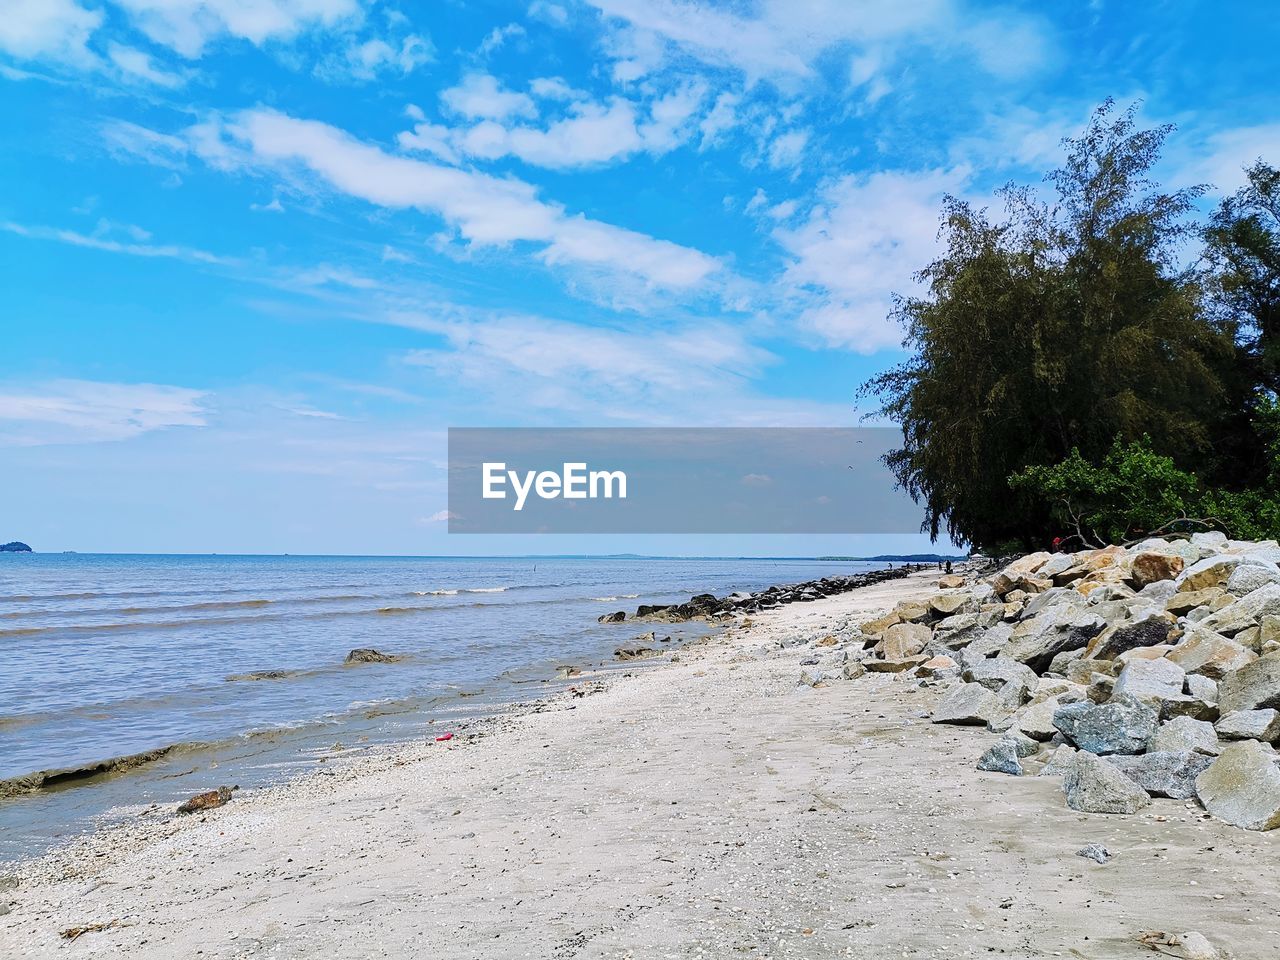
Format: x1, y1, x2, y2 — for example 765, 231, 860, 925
2, 0, 1278, 555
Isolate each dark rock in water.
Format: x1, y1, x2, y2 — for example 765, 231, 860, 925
0, 747, 175, 799
555, 665, 582, 679
177, 785, 233, 814
977, 739, 1023, 775
0, 541, 32, 552
345, 648, 402, 664
226, 669, 297, 682
1052, 694, 1158, 755
598, 610, 626, 623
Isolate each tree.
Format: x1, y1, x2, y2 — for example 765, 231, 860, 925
861, 101, 1236, 549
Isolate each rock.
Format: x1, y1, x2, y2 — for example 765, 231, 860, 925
842, 661, 867, 680
1261, 614, 1280, 646
976, 739, 1024, 775
963, 657, 1037, 698
929, 592, 973, 618
1062, 750, 1151, 814
1216, 650, 1280, 714
1191, 530, 1229, 551
1177, 556, 1243, 593
1147, 716, 1219, 755
1158, 695, 1220, 723
1201, 582, 1280, 636
345, 648, 401, 664
1225, 562, 1280, 597
1052, 694, 1158, 755
225, 669, 297, 682
881, 621, 932, 659
598, 610, 626, 623
1046, 647, 1088, 676
1136, 579, 1179, 603
1215, 708, 1280, 742
1116, 643, 1174, 664
1184, 673, 1218, 703
865, 655, 929, 673
614, 647, 659, 661
1194, 740, 1280, 830
894, 600, 931, 623
931, 613, 984, 650
1108, 751, 1214, 799
1001, 551, 1054, 577
915, 654, 958, 678
1130, 551, 1185, 587
1111, 657, 1185, 706
932, 683, 1004, 726
1004, 609, 1107, 674
1165, 586, 1228, 616
1085, 611, 1173, 660
861, 612, 900, 637
1135, 931, 1221, 960
1165, 626, 1257, 680
798, 670, 827, 688
1000, 730, 1041, 758
937, 574, 965, 589
1038, 744, 1079, 776
1076, 842, 1112, 864
1017, 695, 1070, 741
177, 785, 233, 814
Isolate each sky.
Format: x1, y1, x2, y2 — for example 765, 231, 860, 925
1, 0, 1278, 556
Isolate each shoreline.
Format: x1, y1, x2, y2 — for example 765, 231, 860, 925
5, 567, 1274, 957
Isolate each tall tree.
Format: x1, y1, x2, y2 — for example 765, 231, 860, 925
861, 101, 1235, 549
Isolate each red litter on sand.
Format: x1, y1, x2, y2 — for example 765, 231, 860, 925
435, 733, 454, 742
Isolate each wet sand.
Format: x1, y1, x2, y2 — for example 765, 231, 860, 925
2, 568, 1277, 959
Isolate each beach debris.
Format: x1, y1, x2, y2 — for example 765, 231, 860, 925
1136, 930, 1221, 959
345, 648, 402, 664
1076, 843, 1112, 863
435, 733, 454, 742
177, 785, 233, 814
60, 920, 122, 941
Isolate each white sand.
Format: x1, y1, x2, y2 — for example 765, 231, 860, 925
3, 568, 1278, 959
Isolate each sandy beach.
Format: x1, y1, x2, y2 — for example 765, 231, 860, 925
3, 567, 1277, 959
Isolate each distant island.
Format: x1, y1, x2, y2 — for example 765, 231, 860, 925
1, 541, 32, 552
817, 554, 967, 562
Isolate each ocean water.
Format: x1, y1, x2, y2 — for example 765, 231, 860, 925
0, 553, 885, 859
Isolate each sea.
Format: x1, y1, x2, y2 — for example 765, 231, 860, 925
0, 553, 887, 861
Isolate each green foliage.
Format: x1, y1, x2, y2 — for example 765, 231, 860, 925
861, 100, 1235, 548
1011, 433, 1280, 545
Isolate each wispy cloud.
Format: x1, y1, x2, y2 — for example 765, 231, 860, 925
0, 379, 209, 445
1, 220, 236, 266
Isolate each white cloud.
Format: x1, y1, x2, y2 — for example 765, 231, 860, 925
0, 0, 102, 67
698, 91, 740, 148
774, 168, 967, 353
528, 1, 568, 26
333, 33, 432, 80
530, 76, 585, 100
114, 0, 363, 58
440, 72, 537, 121
102, 119, 190, 169
478, 22, 525, 55
1, 220, 235, 265
107, 42, 190, 87
0, 380, 209, 445
1181, 123, 1280, 194
767, 128, 810, 169
184, 108, 722, 289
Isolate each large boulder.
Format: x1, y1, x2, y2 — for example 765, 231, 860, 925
1111, 657, 1185, 707
1062, 750, 1151, 814
1215, 709, 1280, 743
977, 739, 1024, 775
1165, 586, 1228, 617
881, 621, 932, 660
1194, 740, 1280, 830
1129, 551, 1185, 588
1225, 562, 1280, 597
1201, 583, 1280, 637
931, 683, 1004, 726
1147, 715, 1219, 755
1085, 610, 1174, 661
929, 592, 974, 619
964, 657, 1037, 700
930, 613, 984, 651
1177, 556, 1243, 593
1105, 751, 1215, 800
1165, 626, 1257, 680
1004, 608, 1107, 674
1217, 650, 1280, 714
1052, 693, 1158, 755
1017, 694, 1072, 741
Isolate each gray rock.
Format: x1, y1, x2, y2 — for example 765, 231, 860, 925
1225, 562, 1280, 597
930, 613, 983, 650
1004, 609, 1107, 674
1000, 730, 1041, 758
1184, 673, 1218, 703
1053, 694, 1158, 755
1166, 626, 1257, 680
977, 739, 1024, 775
1106, 751, 1215, 799
1136, 579, 1179, 603
963, 656, 1037, 699
1062, 750, 1151, 814
1022, 587, 1085, 619
1217, 650, 1280, 714
1195, 740, 1280, 830
1158, 694, 1220, 723
1112, 657, 1185, 706
1148, 715, 1219, 755
931, 683, 1004, 726
1087, 611, 1174, 661
1190, 530, 1229, 551
841, 661, 867, 680
1076, 843, 1112, 864
1201, 583, 1280, 636
1037, 744, 1078, 776
1215, 708, 1280, 743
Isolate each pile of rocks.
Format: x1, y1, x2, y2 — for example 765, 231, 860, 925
599, 566, 918, 624
855, 532, 1280, 831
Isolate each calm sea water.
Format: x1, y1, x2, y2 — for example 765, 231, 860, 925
0, 553, 884, 859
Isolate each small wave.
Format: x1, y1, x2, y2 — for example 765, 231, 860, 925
413, 589, 458, 596
375, 606, 420, 615
590, 594, 639, 601
465, 587, 507, 593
